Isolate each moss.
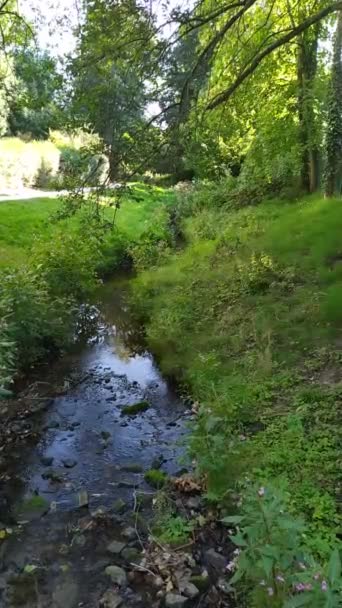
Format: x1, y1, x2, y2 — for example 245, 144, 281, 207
144, 468, 168, 488
19, 495, 49, 512
189, 575, 210, 592
121, 401, 150, 416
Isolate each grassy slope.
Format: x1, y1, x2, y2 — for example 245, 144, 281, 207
0, 185, 173, 269
132, 194, 342, 555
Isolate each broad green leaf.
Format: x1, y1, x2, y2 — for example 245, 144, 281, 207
327, 548, 341, 585
221, 515, 244, 525
24, 564, 37, 574
230, 532, 247, 547
261, 554, 273, 578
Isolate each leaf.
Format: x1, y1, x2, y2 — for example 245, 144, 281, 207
230, 532, 247, 547
24, 564, 37, 574
327, 548, 341, 585
0, 530, 6, 539
222, 515, 244, 525
284, 594, 313, 607
261, 554, 274, 578
229, 567, 244, 585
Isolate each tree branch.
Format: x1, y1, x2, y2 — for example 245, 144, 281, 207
206, 1, 342, 110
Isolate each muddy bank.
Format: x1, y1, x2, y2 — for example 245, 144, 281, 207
0, 277, 234, 608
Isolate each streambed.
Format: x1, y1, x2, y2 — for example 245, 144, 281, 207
0, 277, 192, 607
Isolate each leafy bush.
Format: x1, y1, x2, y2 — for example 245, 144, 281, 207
31, 229, 101, 300
129, 206, 174, 270
0, 138, 60, 191
224, 484, 342, 607
0, 268, 75, 375
0, 225, 103, 392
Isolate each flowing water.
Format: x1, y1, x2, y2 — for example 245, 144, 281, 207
0, 277, 189, 607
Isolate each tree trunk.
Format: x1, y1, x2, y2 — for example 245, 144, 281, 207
297, 27, 320, 193
324, 11, 342, 198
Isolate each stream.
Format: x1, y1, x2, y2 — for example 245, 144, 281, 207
0, 277, 191, 608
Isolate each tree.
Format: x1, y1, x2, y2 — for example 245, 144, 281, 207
324, 10, 342, 196
69, 0, 157, 180
8, 49, 63, 138
173, 0, 341, 190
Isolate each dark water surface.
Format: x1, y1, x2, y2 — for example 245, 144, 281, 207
0, 277, 189, 607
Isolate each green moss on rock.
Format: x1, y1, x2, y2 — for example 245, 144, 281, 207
144, 469, 168, 489
121, 401, 150, 416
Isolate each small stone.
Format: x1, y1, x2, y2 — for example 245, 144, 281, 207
77, 490, 89, 508
52, 579, 79, 608
105, 565, 127, 587
121, 547, 141, 563
153, 576, 164, 589
179, 581, 200, 599
165, 593, 188, 608
101, 431, 111, 440
62, 458, 77, 469
186, 497, 201, 511
40, 456, 54, 467
121, 526, 136, 541
151, 455, 165, 470
189, 574, 210, 592
45, 419, 60, 430
121, 463, 143, 473
74, 534, 86, 547
205, 549, 227, 572
107, 540, 126, 555
99, 590, 123, 608
41, 469, 63, 482
113, 498, 127, 514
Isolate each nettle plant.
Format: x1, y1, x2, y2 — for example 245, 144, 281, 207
223, 484, 341, 607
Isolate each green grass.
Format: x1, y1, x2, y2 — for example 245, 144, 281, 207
131, 192, 342, 556
0, 185, 174, 269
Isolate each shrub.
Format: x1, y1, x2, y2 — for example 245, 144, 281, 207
0, 268, 75, 374
223, 483, 342, 607
0, 138, 60, 191
129, 206, 174, 270
31, 229, 101, 300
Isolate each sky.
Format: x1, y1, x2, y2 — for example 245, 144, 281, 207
20, 0, 192, 58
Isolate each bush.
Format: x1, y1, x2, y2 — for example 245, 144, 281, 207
128, 206, 174, 270
0, 138, 60, 191
0, 227, 102, 393
224, 483, 342, 607
31, 229, 101, 300
0, 268, 74, 375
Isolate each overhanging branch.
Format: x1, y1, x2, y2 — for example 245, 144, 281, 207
206, 1, 342, 110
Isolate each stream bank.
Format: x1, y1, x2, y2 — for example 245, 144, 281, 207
0, 277, 234, 608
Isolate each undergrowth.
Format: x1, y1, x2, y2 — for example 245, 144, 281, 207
129, 184, 342, 585
0, 184, 173, 393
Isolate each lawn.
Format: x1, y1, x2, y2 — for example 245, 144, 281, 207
0, 185, 174, 269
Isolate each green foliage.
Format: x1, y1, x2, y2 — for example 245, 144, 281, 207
224, 483, 342, 607
31, 229, 100, 300
0, 138, 60, 190
158, 515, 195, 545
8, 49, 63, 139
129, 206, 174, 271
130, 192, 342, 566
144, 469, 168, 489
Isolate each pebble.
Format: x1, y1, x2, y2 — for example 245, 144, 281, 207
121, 526, 136, 541
205, 548, 227, 572
62, 459, 77, 469
179, 581, 199, 599
40, 456, 54, 467
105, 565, 127, 587
107, 540, 126, 555
165, 593, 188, 608
99, 590, 123, 608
